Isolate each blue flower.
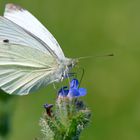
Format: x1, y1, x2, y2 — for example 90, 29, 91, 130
58, 79, 87, 98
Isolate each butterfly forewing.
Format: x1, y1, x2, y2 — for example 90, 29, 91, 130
4, 3, 65, 60
0, 17, 51, 54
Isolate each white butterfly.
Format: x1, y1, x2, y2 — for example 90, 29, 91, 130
0, 3, 77, 95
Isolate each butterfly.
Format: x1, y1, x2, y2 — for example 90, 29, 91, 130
0, 3, 77, 95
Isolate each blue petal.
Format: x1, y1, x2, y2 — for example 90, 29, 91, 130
68, 88, 80, 97
58, 86, 69, 97
70, 79, 79, 89
78, 88, 87, 96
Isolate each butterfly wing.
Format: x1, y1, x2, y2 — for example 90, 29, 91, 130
0, 43, 58, 95
0, 17, 60, 95
4, 3, 65, 60
0, 17, 55, 56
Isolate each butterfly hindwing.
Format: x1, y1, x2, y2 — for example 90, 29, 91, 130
0, 43, 58, 95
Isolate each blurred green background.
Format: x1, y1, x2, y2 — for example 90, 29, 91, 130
0, 0, 140, 140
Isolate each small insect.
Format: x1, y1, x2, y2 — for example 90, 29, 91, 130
0, 3, 78, 95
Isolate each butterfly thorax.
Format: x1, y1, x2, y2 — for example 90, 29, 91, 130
58, 58, 78, 80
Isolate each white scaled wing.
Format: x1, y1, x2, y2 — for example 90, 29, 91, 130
0, 4, 69, 95
0, 43, 58, 95
0, 17, 51, 54
0, 17, 60, 95
4, 3, 65, 60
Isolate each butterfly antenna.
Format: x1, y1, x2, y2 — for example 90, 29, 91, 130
77, 53, 114, 60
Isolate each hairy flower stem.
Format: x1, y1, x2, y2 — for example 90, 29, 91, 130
39, 98, 91, 140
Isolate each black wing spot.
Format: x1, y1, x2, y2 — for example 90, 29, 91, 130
3, 39, 9, 43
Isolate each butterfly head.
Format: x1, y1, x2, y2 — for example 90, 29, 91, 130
66, 58, 78, 70
60, 58, 78, 79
